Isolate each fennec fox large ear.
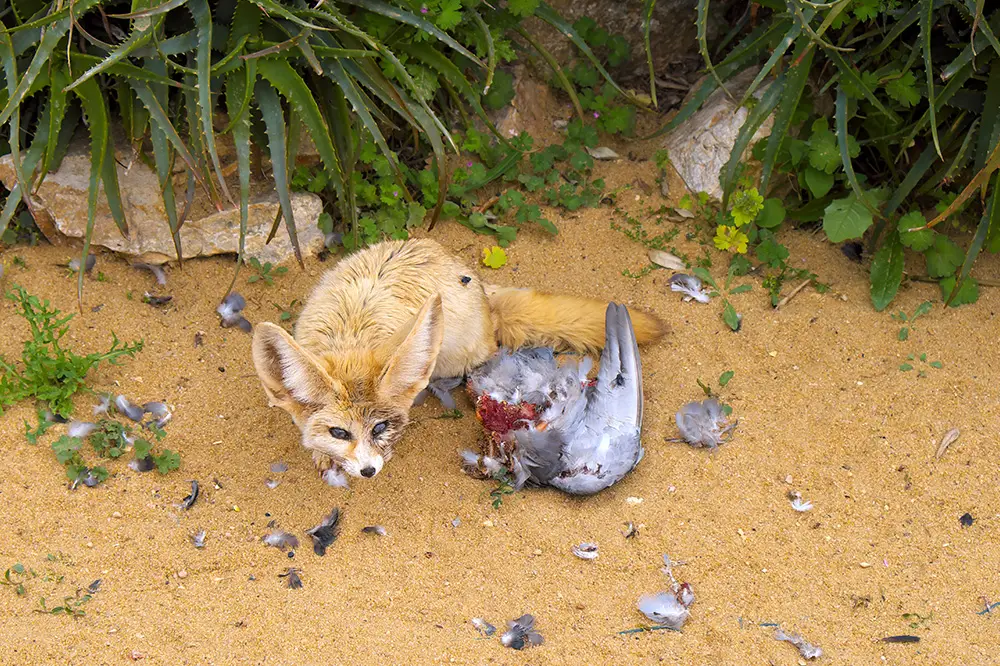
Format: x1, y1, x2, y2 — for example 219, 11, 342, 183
252, 322, 334, 422
378, 293, 444, 406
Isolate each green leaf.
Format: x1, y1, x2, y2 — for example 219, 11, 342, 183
189, 0, 233, 207
256, 81, 302, 266
919, 0, 941, 156
945, 171, 997, 305
154, 449, 181, 474
897, 211, 935, 251
760, 41, 814, 192
939, 275, 979, 306
824, 48, 900, 123
804, 167, 834, 198
755, 232, 789, 268
924, 235, 965, 278
823, 193, 875, 242
835, 88, 874, 217
885, 70, 921, 108
870, 231, 904, 311
900, 363, 913, 371
721, 74, 784, 211
756, 198, 786, 229
482, 246, 508, 268
719, 370, 734, 387
721, 301, 741, 331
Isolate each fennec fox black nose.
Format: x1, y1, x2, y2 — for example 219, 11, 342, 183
360, 466, 376, 478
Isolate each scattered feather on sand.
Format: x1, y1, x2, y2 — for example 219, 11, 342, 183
269, 461, 289, 474
67, 421, 96, 439
674, 399, 737, 449
790, 497, 813, 512
129, 455, 155, 473
279, 567, 303, 589
191, 530, 206, 548
262, 530, 300, 551
180, 480, 199, 510
93, 394, 111, 417
322, 468, 349, 488
637, 591, 692, 630
572, 542, 599, 560
115, 395, 145, 422
69, 254, 96, 273
306, 508, 341, 556
361, 525, 387, 536
265, 479, 281, 489
132, 262, 167, 286
668, 274, 712, 303
500, 614, 543, 650
622, 522, 639, 539
142, 292, 173, 307
217, 292, 251, 332
143, 402, 172, 428
471, 618, 497, 636
774, 628, 823, 659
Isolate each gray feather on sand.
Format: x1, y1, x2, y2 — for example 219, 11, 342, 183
774, 628, 823, 659
637, 592, 691, 630
500, 614, 543, 650
668, 274, 711, 303
262, 530, 299, 551
674, 399, 736, 449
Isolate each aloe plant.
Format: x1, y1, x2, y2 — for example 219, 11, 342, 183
0, 0, 631, 307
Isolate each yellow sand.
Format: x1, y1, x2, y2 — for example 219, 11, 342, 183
2, 139, 999, 665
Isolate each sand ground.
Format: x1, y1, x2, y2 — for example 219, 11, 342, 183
2, 133, 1000, 666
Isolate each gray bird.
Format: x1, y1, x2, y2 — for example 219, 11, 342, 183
463, 303, 644, 495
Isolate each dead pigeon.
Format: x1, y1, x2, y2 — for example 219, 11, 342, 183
500, 614, 543, 650
464, 303, 644, 496
674, 398, 736, 449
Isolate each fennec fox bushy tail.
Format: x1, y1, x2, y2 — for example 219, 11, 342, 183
251, 238, 666, 480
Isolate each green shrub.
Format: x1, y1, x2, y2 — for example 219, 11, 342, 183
675, 0, 1000, 310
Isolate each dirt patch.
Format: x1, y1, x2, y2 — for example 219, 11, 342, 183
1, 137, 999, 665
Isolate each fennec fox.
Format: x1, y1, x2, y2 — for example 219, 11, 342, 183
252, 238, 666, 481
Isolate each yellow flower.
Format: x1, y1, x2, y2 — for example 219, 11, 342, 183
714, 225, 749, 254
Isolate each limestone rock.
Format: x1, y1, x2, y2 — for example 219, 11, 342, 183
0, 139, 324, 265
661, 68, 774, 201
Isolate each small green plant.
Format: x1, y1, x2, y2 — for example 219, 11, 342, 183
490, 469, 517, 510
23, 411, 55, 445
1, 563, 28, 596
36, 589, 92, 618
434, 409, 464, 420
892, 301, 933, 341
900, 353, 943, 377
697, 370, 735, 417
564, 17, 638, 136
246, 258, 288, 286
694, 266, 750, 332
0, 286, 142, 418
272, 299, 301, 324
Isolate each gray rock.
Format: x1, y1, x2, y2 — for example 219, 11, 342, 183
661, 68, 774, 201
0, 138, 324, 266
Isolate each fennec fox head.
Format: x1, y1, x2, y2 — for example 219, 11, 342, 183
252, 295, 444, 479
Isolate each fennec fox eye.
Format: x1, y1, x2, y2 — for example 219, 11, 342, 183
372, 421, 388, 438
329, 427, 352, 440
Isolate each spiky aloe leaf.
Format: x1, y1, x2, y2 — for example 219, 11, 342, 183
697, 0, 732, 100
926, 138, 1000, 229
0, 30, 29, 218
225, 67, 252, 291
325, 57, 408, 199
266, 108, 302, 244
397, 43, 510, 146
919, 0, 942, 158
65, 4, 160, 91
146, 57, 181, 262
189, 0, 233, 206
338, 0, 483, 66
69, 53, 189, 88
0, 0, 103, 126
721, 73, 785, 211
945, 171, 998, 305
760, 41, 813, 193
884, 144, 938, 215
0, 75, 53, 232
835, 88, 879, 219
976, 59, 1000, 171
642, 0, 657, 108
470, 10, 495, 94
255, 80, 302, 265
825, 48, 900, 123
69, 76, 110, 308
109, 0, 188, 19
514, 24, 584, 123
100, 131, 130, 239
130, 81, 214, 205
740, 19, 803, 107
